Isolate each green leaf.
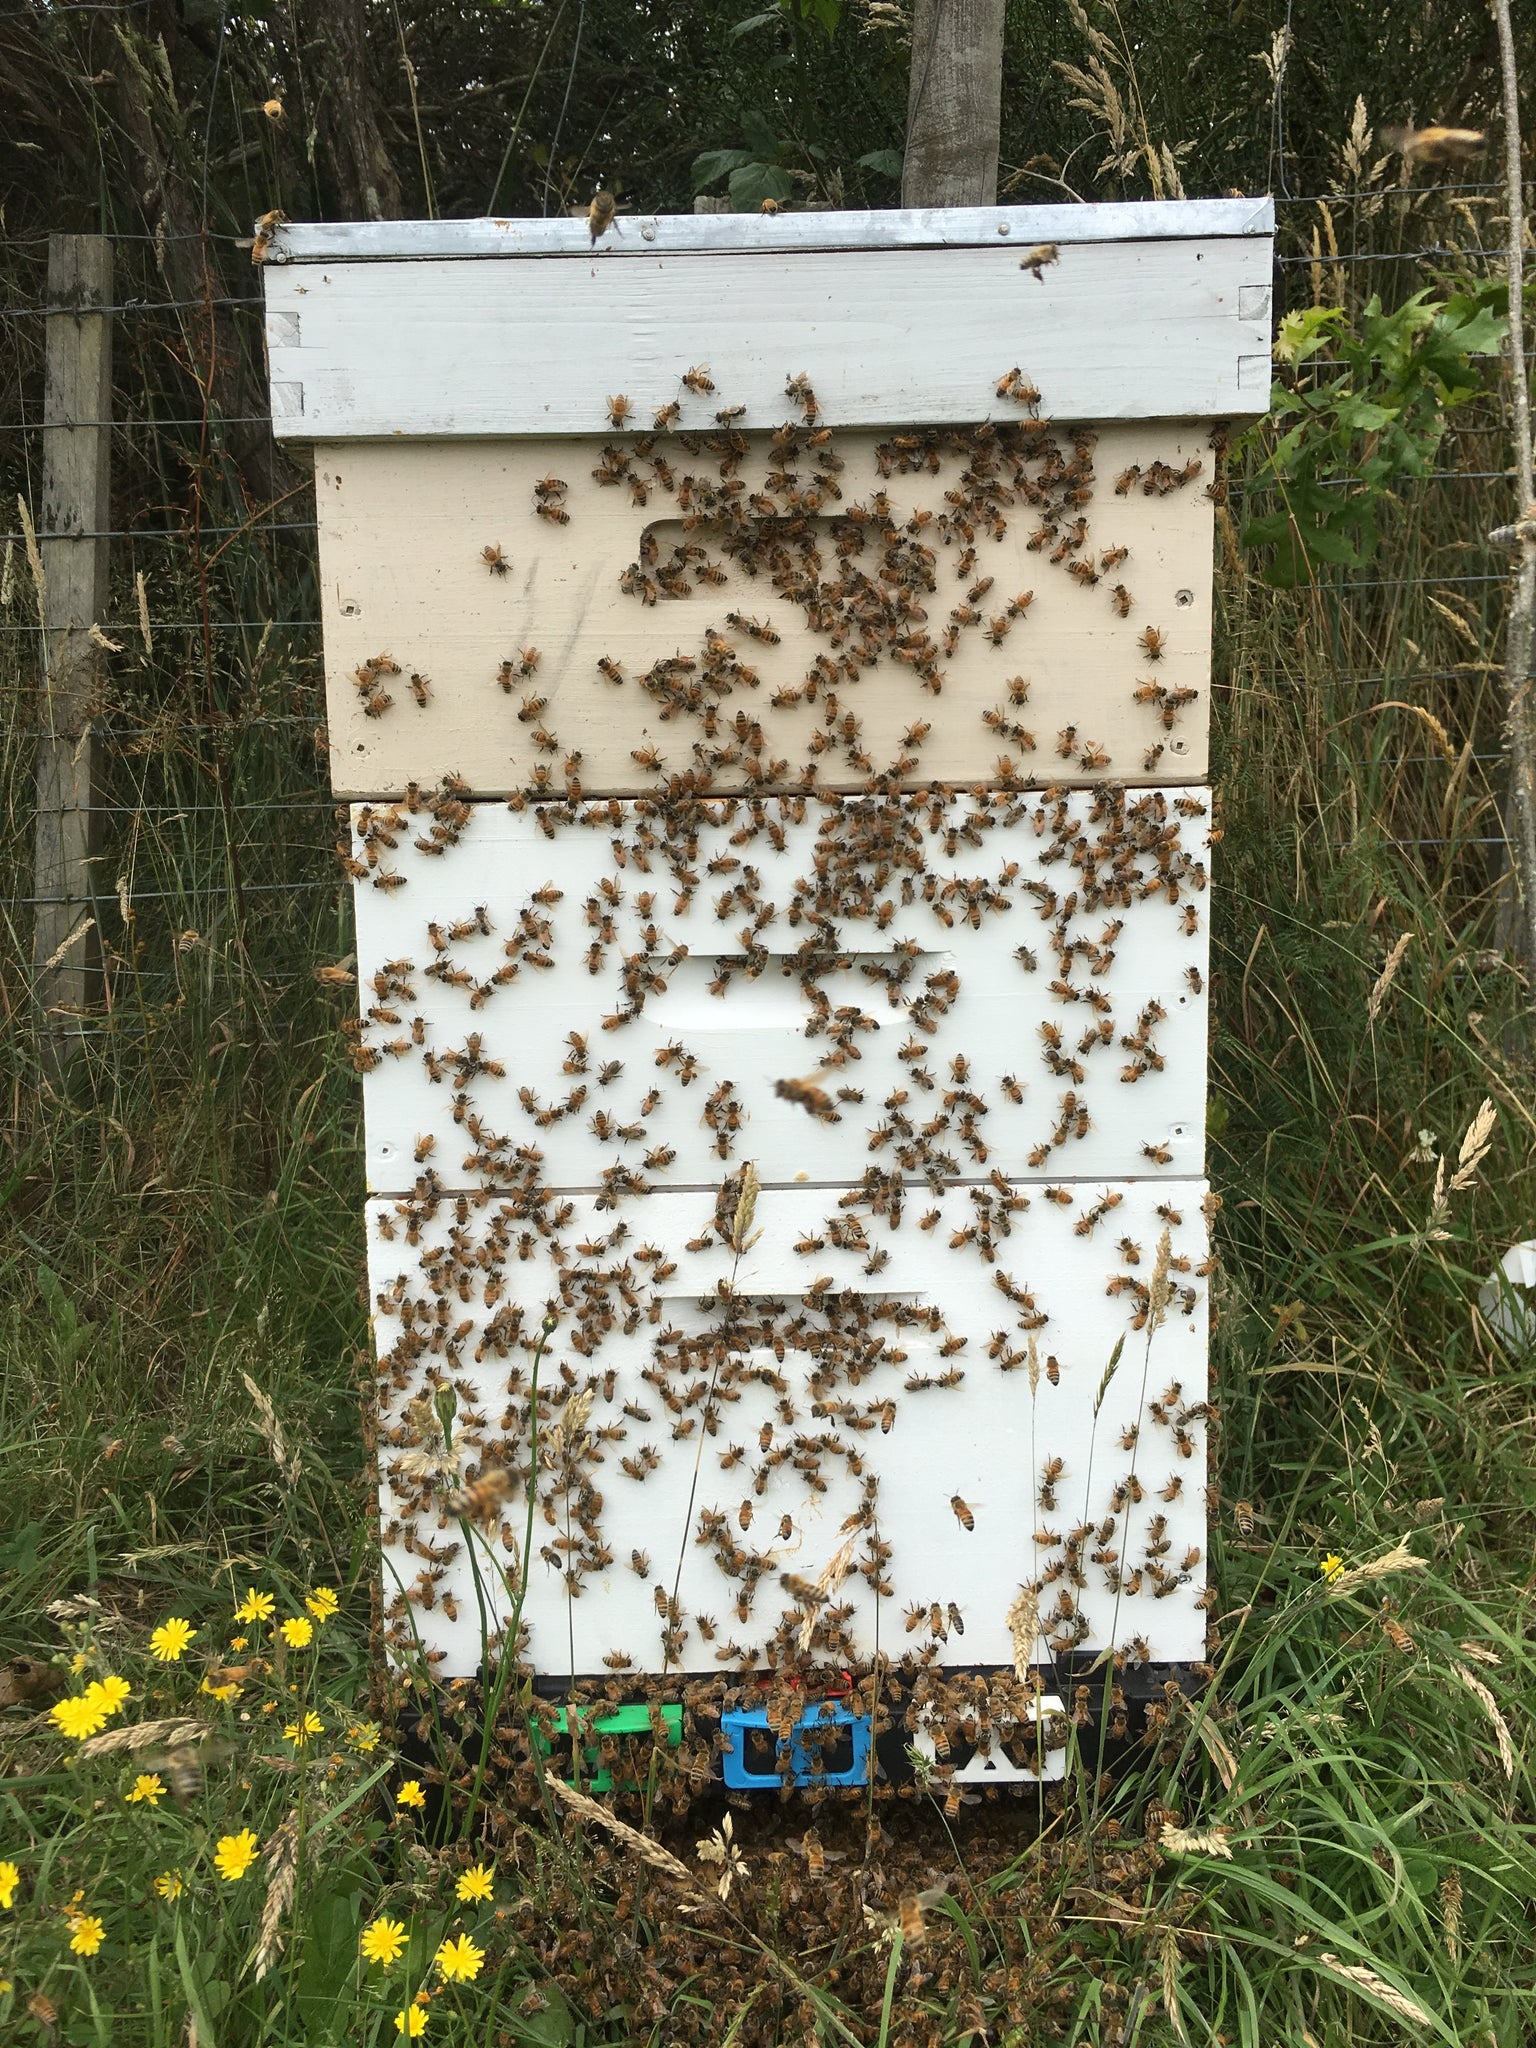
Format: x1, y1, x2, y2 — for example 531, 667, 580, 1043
729, 9, 783, 36
691, 148, 754, 192
728, 161, 794, 209
857, 149, 904, 178
740, 107, 781, 158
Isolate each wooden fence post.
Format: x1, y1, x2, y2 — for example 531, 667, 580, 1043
900, 0, 1007, 209
32, 233, 112, 1068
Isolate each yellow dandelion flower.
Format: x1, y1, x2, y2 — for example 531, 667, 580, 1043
360, 1914, 408, 1965
69, 1651, 89, 1675
305, 1587, 340, 1622
149, 1618, 197, 1663
127, 1774, 165, 1806
0, 1861, 18, 1910
394, 2009, 429, 2038
348, 1721, 381, 1754
93, 1676, 131, 1716
69, 1915, 105, 1957
153, 1872, 183, 1901
229, 1635, 248, 1651
50, 1693, 109, 1740
200, 1678, 240, 1704
213, 1830, 260, 1882
395, 1780, 426, 1810
283, 1711, 325, 1747
233, 1589, 275, 1624
278, 1617, 313, 1649
455, 1863, 495, 1903
1319, 1553, 1345, 1583
434, 1932, 484, 1983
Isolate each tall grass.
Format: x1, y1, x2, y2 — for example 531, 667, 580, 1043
2, 169, 1535, 2043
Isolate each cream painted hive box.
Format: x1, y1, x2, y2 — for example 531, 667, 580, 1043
263, 199, 1273, 1789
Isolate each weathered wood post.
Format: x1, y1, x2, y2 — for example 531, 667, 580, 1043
32, 233, 112, 1068
901, 0, 1007, 208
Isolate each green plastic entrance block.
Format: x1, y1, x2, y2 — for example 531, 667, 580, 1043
539, 1703, 684, 1792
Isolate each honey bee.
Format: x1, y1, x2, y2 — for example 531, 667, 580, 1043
629, 1549, 651, 1576
482, 544, 510, 576
950, 1493, 975, 1532
1138, 626, 1167, 661
142, 1735, 229, 1808
897, 1895, 927, 1944
445, 1466, 513, 1525
1142, 1143, 1173, 1165
715, 404, 746, 423
1380, 1610, 1415, 1653
1018, 241, 1058, 281
597, 657, 625, 685
682, 365, 716, 394
802, 1827, 825, 1876
774, 1075, 835, 1118
601, 1650, 633, 1670
1110, 584, 1132, 617
652, 400, 682, 430
1233, 1500, 1254, 1536
409, 671, 431, 705
606, 395, 632, 428
946, 1601, 965, 1636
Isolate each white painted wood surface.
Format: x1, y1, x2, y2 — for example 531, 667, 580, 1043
318, 424, 1214, 796
266, 197, 1274, 263
369, 1180, 1210, 1678
266, 237, 1272, 438
352, 790, 1209, 1194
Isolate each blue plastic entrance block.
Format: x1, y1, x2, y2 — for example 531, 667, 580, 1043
720, 1701, 872, 1789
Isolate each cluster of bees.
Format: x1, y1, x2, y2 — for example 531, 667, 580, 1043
494, 377, 1205, 791
342, 781, 1208, 1198
338, 370, 1217, 1804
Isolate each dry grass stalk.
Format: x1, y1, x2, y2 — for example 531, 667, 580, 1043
78, 1715, 208, 1757
1449, 1661, 1516, 1778
730, 1162, 761, 1254
1427, 1098, 1498, 1237
1160, 1823, 1233, 1859
240, 1370, 302, 1487
1458, 1640, 1501, 1666
253, 1812, 299, 1980
548, 1777, 695, 1885
1365, 933, 1412, 1022
16, 492, 45, 620
1440, 1865, 1463, 1963
1146, 1227, 1174, 1335
1317, 1954, 1434, 2026
135, 568, 153, 652
1158, 1924, 1190, 2045
798, 1536, 856, 1649
1005, 1585, 1039, 1681
1322, 1537, 1427, 1597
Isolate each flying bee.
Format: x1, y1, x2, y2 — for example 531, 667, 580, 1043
142, 1735, 230, 1808
481, 544, 509, 575
1018, 241, 1058, 281
445, 1466, 513, 1525
606, 395, 632, 428
774, 1075, 836, 1118
950, 1492, 975, 1532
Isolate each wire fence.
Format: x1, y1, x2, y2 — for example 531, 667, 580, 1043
0, 178, 1525, 1050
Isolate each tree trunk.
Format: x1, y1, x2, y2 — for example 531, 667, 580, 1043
305, 0, 404, 222
901, 0, 1007, 209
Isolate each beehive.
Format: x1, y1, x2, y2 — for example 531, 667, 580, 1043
263, 198, 1273, 1787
